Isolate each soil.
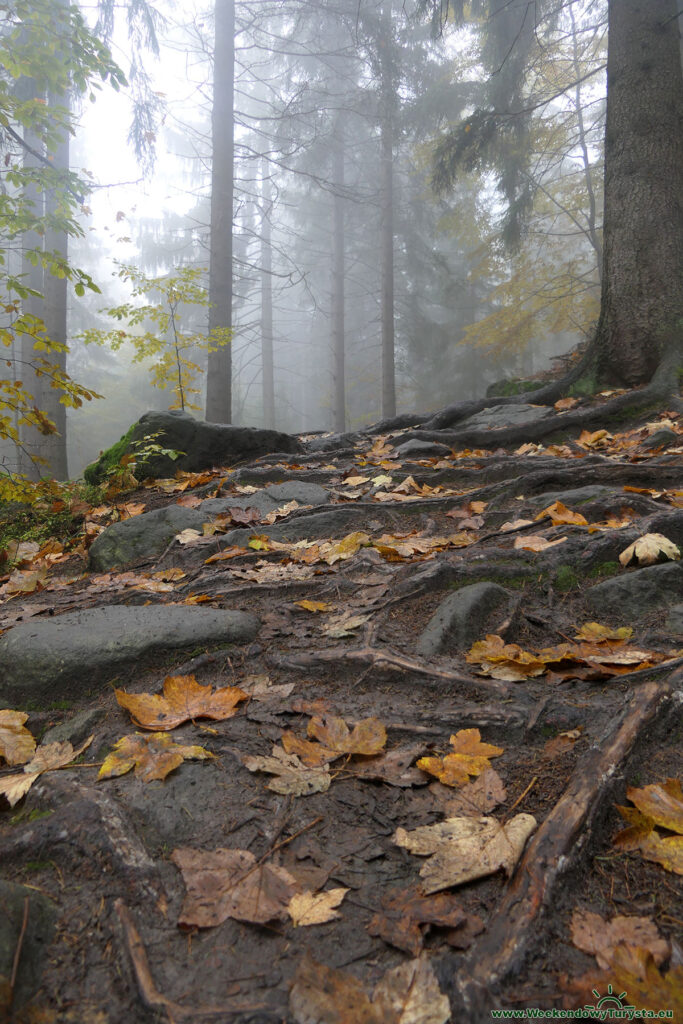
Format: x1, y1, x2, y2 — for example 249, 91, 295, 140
0, 399, 682, 1024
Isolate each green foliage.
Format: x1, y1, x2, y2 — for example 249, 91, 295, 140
81, 264, 231, 411
84, 429, 184, 491
0, 0, 128, 482
83, 422, 137, 486
0, 477, 102, 554
554, 565, 579, 592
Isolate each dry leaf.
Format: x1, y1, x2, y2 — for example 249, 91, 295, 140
204, 546, 246, 564
281, 732, 340, 767
513, 534, 567, 552
175, 528, 202, 545
0, 736, 93, 807
466, 635, 546, 681
242, 745, 332, 795
351, 744, 428, 788
295, 599, 333, 613
0, 710, 36, 766
321, 613, 368, 637
440, 768, 507, 814
417, 729, 503, 788
367, 886, 467, 956
394, 813, 537, 893
619, 533, 681, 567
570, 909, 669, 970
308, 714, 387, 756
600, 946, 683, 1017
289, 952, 450, 1024
239, 674, 295, 700
574, 622, 633, 642
98, 733, 214, 782
535, 501, 588, 526
262, 500, 303, 524
289, 888, 348, 926
614, 778, 683, 874
172, 846, 298, 927
499, 518, 534, 532
115, 676, 248, 731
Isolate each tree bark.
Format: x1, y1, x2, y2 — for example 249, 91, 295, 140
596, 0, 683, 386
380, 0, 396, 419
331, 115, 346, 433
206, 0, 235, 424
260, 162, 275, 429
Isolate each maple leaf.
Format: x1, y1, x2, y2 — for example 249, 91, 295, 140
0, 736, 93, 807
262, 500, 302, 524
570, 909, 669, 970
417, 729, 503, 787
238, 674, 295, 700
281, 731, 340, 767
614, 778, 683, 874
619, 532, 681, 567
321, 612, 368, 637
4, 566, 48, 597
574, 622, 633, 643
204, 545, 246, 564
98, 733, 214, 782
394, 813, 537, 893
308, 714, 387, 756
172, 846, 298, 926
466, 635, 547, 681
295, 599, 333, 613
513, 534, 567, 552
0, 710, 36, 766
241, 746, 332, 795
535, 500, 588, 526
351, 744, 428, 788
440, 768, 507, 815
289, 952, 450, 1024
289, 888, 348, 927
367, 886, 467, 956
115, 676, 248, 731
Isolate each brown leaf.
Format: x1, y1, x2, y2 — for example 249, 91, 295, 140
308, 714, 387, 756
289, 888, 348, 927
368, 886, 467, 955
570, 909, 669, 970
535, 500, 588, 526
172, 847, 298, 927
440, 768, 507, 814
281, 731, 340, 767
0, 736, 93, 807
513, 534, 567, 552
115, 676, 248, 730
417, 729, 503, 788
0, 710, 36, 766
241, 746, 331, 796
352, 744, 428, 788
619, 532, 681, 567
98, 733, 214, 782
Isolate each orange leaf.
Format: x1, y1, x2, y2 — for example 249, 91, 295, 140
115, 675, 248, 731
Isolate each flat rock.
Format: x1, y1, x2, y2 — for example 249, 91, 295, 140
0, 606, 260, 702
585, 562, 683, 619
458, 403, 551, 432
664, 604, 683, 637
417, 582, 512, 657
393, 439, 452, 459
643, 428, 680, 450
89, 480, 330, 571
42, 708, 106, 748
86, 409, 302, 483
0, 880, 56, 1010
525, 486, 615, 507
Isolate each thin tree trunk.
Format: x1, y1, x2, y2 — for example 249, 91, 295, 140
206, 0, 235, 423
380, 0, 396, 419
595, 0, 683, 385
260, 163, 275, 429
331, 115, 346, 433
570, 5, 602, 280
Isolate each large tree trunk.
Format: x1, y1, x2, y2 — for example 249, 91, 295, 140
260, 162, 275, 429
206, 0, 235, 424
596, 0, 683, 386
331, 115, 346, 433
380, 0, 396, 419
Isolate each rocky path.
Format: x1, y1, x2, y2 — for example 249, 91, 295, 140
0, 400, 681, 1024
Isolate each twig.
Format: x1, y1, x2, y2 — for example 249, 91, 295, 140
9, 894, 30, 1008
506, 776, 538, 817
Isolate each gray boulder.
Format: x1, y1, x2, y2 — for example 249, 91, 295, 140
417, 582, 513, 657
458, 403, 551, 432
664, 604, 683, 638
393, 439, 452, 459
85, 409, 302, 483
0, 605, 260, 702
585, 562, 683, 619
0, 881, 57, 1010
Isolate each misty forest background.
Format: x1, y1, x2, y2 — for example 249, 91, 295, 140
0, 0, 625, 482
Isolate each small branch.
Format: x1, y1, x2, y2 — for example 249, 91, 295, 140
9, 895, 30, 1008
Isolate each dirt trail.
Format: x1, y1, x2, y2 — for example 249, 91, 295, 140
1, 401, 682, 1023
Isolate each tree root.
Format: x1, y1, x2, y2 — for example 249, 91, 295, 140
450, 671, 680, 1020
266, 644, 514, 697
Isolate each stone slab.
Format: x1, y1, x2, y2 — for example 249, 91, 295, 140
417, 582, 512, 656
585, 561, 683, 619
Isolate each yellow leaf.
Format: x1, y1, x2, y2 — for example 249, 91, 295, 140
0, 710, 36, 766
289, 888, 349, 926
99, 733, 214, 782
115, 676, 248, 731
416, 729, 503, 788
295, 600, 333, 613
619, 533, 681, 567
535, 500, 588, 526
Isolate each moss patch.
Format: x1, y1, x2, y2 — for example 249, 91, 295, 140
589, 561, 620, 579
84, 422, 138, 486
486, 378, 542, 398
554, 565, 580, 592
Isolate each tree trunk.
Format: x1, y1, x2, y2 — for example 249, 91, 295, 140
380, 0, 396, 419
331, 115, 346, 433
206, 0, 235, 423
260, 162, 275, 429
596, 0, 683, 386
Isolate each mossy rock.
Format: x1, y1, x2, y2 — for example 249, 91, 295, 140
486, 378, 542, 398
84, 422, 137, 485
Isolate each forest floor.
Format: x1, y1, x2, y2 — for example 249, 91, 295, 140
0, 389, 682, 1024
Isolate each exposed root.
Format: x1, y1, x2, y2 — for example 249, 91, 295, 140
451, 672, 680, 1020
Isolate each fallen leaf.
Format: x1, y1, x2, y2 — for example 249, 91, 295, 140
239, 674, 295, 700
321, 612, 368, 637
554, 397, 580, 411
289, 888, 348, 927
98, 733, 214, 782
543, 728, 582, 759
570, 909, 669, 970
115, 676, 248, 730
619, 532, 681, 567
351, 744, 428, 788
614, 778, 683, 874
262, 500, 303, 524
535, 500, 588, 526
281, 732, 340, 767
367, 886, 467, 955
417, 729, 503, 788
394, 813, 537, 893
440, 768, 507, 814
308, 714, 387, 756
466, 635, 546, 681
513, 534, 567, 552
499, 519, 534, 532
0, 736, 93, 807
204, 546, 246, 564
242, 746, 332, 795
4, 566, 48, 597
295, 599, 334, 613
578, 429, 614, 449
574, 622, 633, 642
172, 846, 298, 926
0, 710, 36, 766
601, 946, 683, 1017
175, 528, 202, 545
289, 952, 450, 1024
